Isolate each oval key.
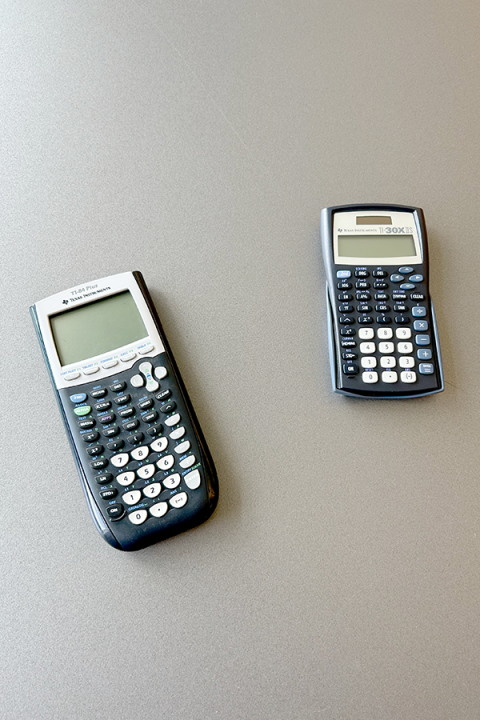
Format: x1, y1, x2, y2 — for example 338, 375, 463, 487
150, 437, 168, 453
116, 471, 135, 487
156, 455, 175, 471
128, 509, 148, 525
169, 492, 188, 509
131, 446, 149, 461
149, 502, 168, 518
143, 483, 161, 498
122, 490, 142, 506
163, 473, 181, 489
110, 453, 129, 468
136, 464, 156, 480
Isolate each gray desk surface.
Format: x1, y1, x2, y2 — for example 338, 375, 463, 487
2, 2, 480, 718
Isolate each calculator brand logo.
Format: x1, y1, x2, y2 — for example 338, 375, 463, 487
62, 299, 69, 305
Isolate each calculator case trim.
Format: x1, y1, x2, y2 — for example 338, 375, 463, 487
321, 204, 444, 399
31, 271, 219, 551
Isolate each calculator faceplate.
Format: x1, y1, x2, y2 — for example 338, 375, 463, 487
321, 204, 444, 398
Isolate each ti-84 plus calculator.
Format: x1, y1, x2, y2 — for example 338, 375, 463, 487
31, 271, 218, 551
320, 204, 444, 398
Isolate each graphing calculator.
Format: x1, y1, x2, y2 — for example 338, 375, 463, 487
31, 272, 218, 551
320, 204, 444, 398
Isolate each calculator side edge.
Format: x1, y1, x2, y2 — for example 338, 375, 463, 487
132, 271, 219, 520
30, 304, 123, 550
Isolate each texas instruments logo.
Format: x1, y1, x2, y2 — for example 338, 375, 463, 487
62, 299, 69, 305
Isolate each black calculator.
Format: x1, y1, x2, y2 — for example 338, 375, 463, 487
320, 204, 444, 398
31, 271, 218, 550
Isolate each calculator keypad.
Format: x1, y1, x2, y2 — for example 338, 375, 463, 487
334, 265, 440, 394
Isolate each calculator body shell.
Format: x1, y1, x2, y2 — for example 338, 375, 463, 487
30, 271, 218, 551
320, 204, 444, 398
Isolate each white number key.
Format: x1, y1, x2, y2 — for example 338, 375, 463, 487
395, 328, 412, 339
122, 490, 142, 506
362, 371, 378, 384
397, 342, 413, 354
378, 342, 394, 354
131, 446, 149, 461
400, 370, 417, 383
399, 356, 415, 368
163, 473, 181, 489
116, 471, 135, 487
143, 483, 161, 498
377, 328, 393, 339
361, 356, 377, 368
358, 328, 374, 340
150, 437, 168, 453
360, 342, 376, 354
111, 453, 129, 468
128, 509, 148, 525
380, 356, 396, 368
156, 454, 175, 471
136, 464, 155, 480
381, 371, 398, 383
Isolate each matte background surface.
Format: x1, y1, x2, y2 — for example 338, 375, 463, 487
2, 2, 479, 718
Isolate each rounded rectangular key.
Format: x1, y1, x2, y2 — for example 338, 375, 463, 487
397, 342, 413, 354
399, 356, 415, 368
419, 363, 434, 374
395, 328, 412, 339
362, 371, 378, 383
415, 335, 430, 346
377, 328, 393, 339
381, 371, 398, 383
128, 509, 148, 525
378, 342, 394, 354
380, 356, 396, 368
361, 356, 377, 368
358, 328, 374, 340
143, 482, 162, 498
400, 370, 417, 383
359, 342, 376, 354
412, 306, 427, 317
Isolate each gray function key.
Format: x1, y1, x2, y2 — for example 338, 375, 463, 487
417, 348, 432, 360
398, 266, 414, 274
419, 363, 435, 374
413, 320, 429, 331
409, 274, 423, 283
390, 274, 404, 282
400, 283, 415, 290
415, 335, 431, 346
412, 306, 427, 317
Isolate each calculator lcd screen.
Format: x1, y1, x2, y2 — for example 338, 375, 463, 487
337, 234, 416, 259
50, 291, 148, 366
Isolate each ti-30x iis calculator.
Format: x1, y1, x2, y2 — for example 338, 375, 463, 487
320, 204, 444, 398
31, 272, 218, 551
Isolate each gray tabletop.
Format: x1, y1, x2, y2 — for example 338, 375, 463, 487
2, 2, 480, 718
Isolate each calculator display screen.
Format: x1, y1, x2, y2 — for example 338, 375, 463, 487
50, 291, 148, 366
338, 234, 416, 259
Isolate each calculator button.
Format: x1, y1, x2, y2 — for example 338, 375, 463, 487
339, 316, 355, 325
337, 281, 352, 289
155, 389, 172, 402
355, 270, 369, 278
146, 425, 163, 437
91, 458, 108, 470
128, 509, 148, 525
123, 419, 139, 431
343, 363, 358, 375
339, 304, 354, 313
165, 413, 181, 427
131, 446, 149, 461
103, 425, 120, 437
184, 469, 202, 490
338, 293, 353, 301
413, 320, 429, 331
375, 304, 390, 312
98, 413, 116, 425
100, 488, 118, 500
373, 270, 387, 278
376, 316, 392, 324
90, 388, 107, 399
412, 306, 427, 317
83, 431, 100, 442
95, 473, 113, 484
70, 393, 87, 403
114, 394, 131, 405
380, 356, 396, 368
150, 437, 169, 453
355, 281, 370, 289
394, 316, 410, 324
169, 426, 186, 440
118, 407, 135, 418
409, 274, 423, 283
400, 283, 415, 290
139, 361, 160, 392
361, 357, 377, 368
378, 342, 394, 354
127, 433, 144, 445
117, 472, 135, 487
358, 328, 374, 340
136, 464, 156, 480
356, 304, 372, 313
154, 366, 168, 380
138, 398, 154, 410
143, 411, 159, 424
120, 351, 136, 362
78, 418, 96, 429
110, 382, 126, 392
358, 316, 373, 324
156, 455, 175, 471
138, 344, 154, 355
169, 492, 188, 509
101, 358, 118, 369
373, 281, 388, 289
359, 342, 375, 354
336, 270, 351, 278
390, 274, 404, 282
83, 365, 100, 375
340, 328, 356, 337
122, 490, 142, 506
179, 455, 197, 469
130, 374, 144, 388
397, 342, 413, 354
163, 473, 181, 489
399, 356, 415, 368
415, 335, 430, 346
107, 504, 124, 521
340, 340, 357, 348
381, 371, 398, 383
86, 444, 104, 456
419, 363, 435, 374
95, 401, 112, 411
74, 405, 92, 417
398, 266, 414, 274
149, 502, 168, 518
342, 352, 357, 360
143, 483, 162, 498
392, 293, 407, 301
395, 328, 412, 339
65, 371, 81, 380
400, 371, 417, 383
394, 304, 408, 312
361, 371, 378, 384
375, 293, 389, 301
410, 293, 425, 301
107, 440, 124, 451
110, 453, 129, 468
160, 402, 177, 414
376, 328, 393, 339
417, 349, 432, 360
356, 292, 371, 301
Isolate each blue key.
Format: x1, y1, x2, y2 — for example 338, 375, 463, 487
390, 274, 404, 282
400, 283, 415, 290
417, 348, 432, 360
70, 393, 87, 403
419, 363, 434, 374
399, 266, 414, 274
336, 270, 351, 279
409, 274, 423, 282
412, 306, 427, 317
415, 334, 430, 346
413, 320, 429, 331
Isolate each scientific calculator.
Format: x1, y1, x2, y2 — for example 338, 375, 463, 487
320, 204, 444, 398
31, 271, 218, 550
